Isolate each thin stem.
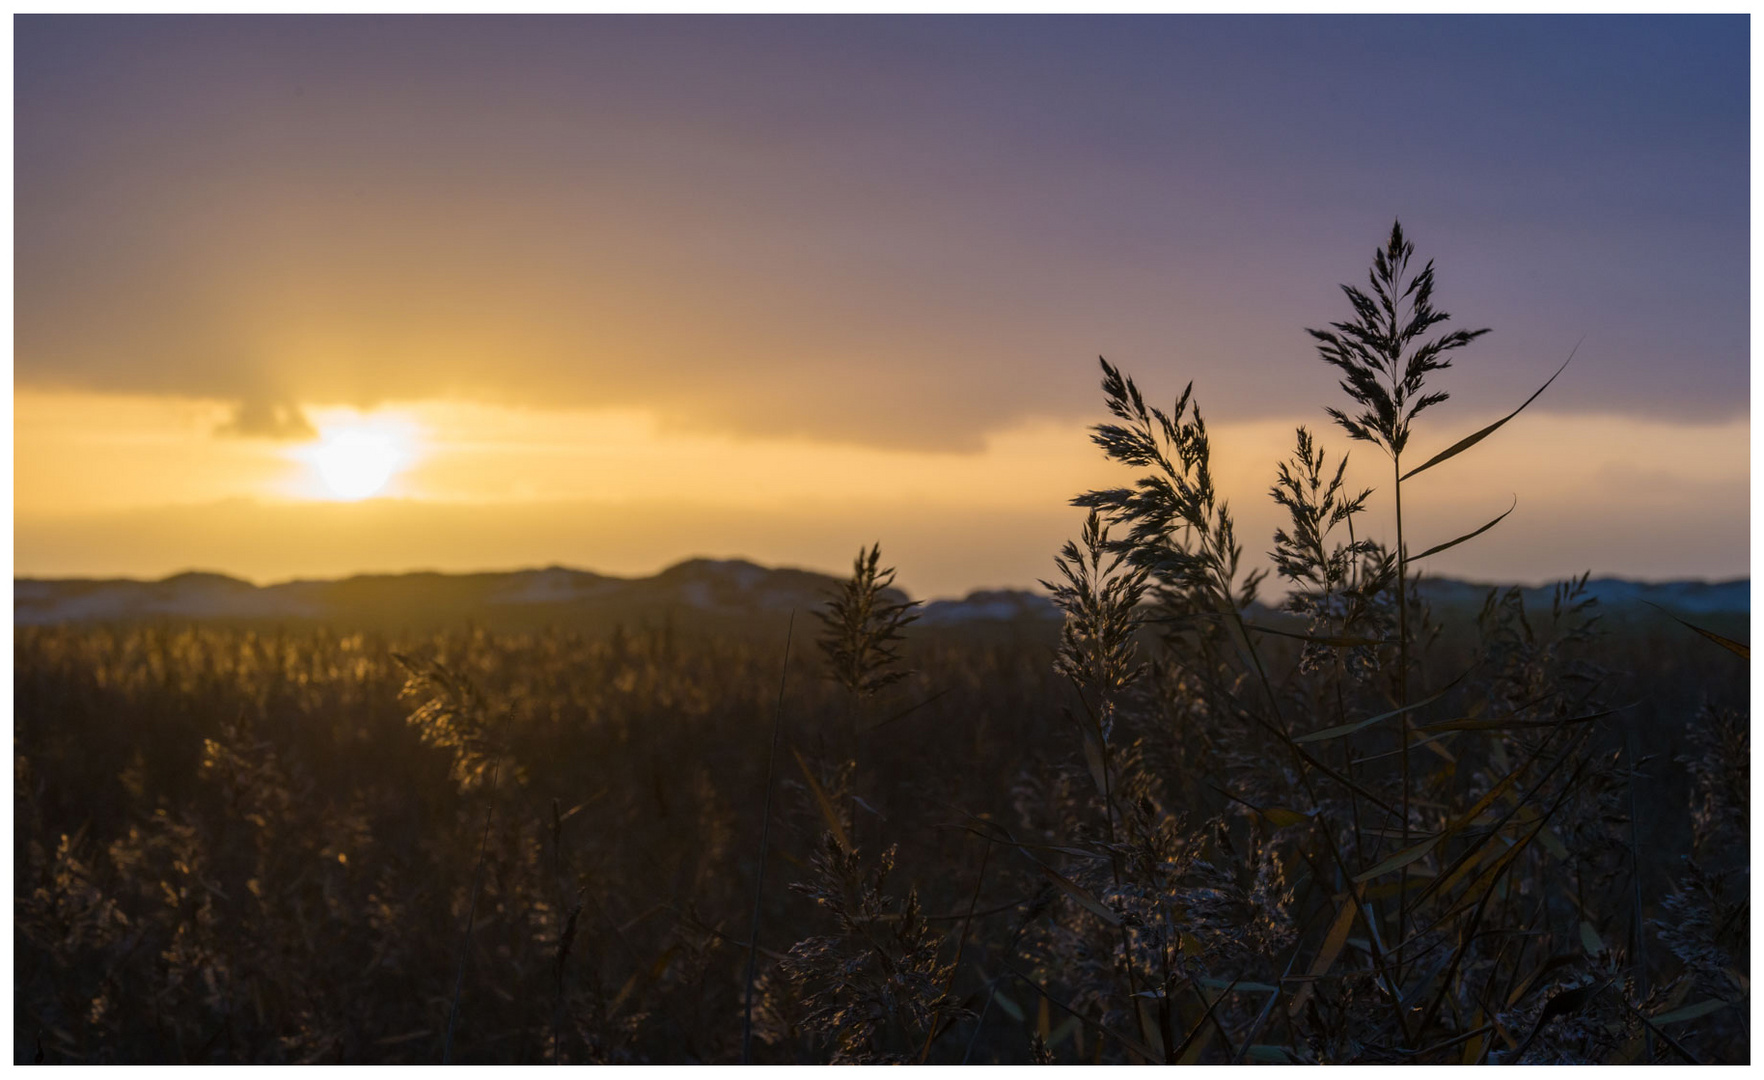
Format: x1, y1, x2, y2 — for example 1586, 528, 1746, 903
1095, 695, 1153, 1058
1393, 449, 1411, 991
920, 839, 992, 1064
1626, 719, 1654, 1062
741, 611, 795, 1065
551, 799, 568, 1064
442, 752, 503, 1065
961, 976, 1002, 1064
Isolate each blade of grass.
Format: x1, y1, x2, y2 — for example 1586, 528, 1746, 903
1032, 859, 1121, 927
1169, 977, 1233, 1063
1294, 677, 1461, 744
1410, 498, 1517, 562
1414, 730, 1589, 908
1287, 888, 1360, 1018
1643, 601, 1749, 660
1355, 833, 1439, 884
1230, 619, 1388, 648
1650, 998, 1733, 1025
1418, 707, 1616, 733
860, 686, 956, 734
1400, 342, 1579, 481
1165, 657, 1400, 814
1402, 754, 1591, 958
1412, 862, 1503, 1042
790, 746, 851, 854
961, 975, 1003, 1064
1232, 948, 1300, 1062
673, 916, 791, 963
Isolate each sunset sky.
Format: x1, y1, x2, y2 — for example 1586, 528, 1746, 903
14, 15, 1749, 598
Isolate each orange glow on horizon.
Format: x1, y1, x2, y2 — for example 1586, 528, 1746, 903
11, 388, 1749, 597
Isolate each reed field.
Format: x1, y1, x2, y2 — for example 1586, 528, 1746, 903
14, 226, 1749, 1064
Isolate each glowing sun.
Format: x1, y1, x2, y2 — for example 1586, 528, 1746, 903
302, 423, 412, 500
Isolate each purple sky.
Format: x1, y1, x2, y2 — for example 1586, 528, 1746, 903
16, 16, 1748, 449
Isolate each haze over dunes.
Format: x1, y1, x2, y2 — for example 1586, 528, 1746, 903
14, 561, 1745, 632
15, 391, 1748, 598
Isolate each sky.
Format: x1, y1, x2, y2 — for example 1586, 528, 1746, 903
13, 15, 1750, 598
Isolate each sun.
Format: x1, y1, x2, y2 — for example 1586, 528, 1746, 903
302, 422, 412, 500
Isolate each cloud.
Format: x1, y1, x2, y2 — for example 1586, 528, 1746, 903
214, 399, 316, 440
13, 17, 1748, 450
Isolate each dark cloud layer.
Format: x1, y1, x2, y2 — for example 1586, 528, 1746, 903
215, 399, 315, 440
16, 16, 1748, 449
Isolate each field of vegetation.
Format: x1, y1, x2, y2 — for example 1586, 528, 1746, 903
14, 226, 1749, 1064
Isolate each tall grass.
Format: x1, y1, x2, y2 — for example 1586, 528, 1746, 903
12, 224, 1746, 1063
1006, 221, 1740, 1063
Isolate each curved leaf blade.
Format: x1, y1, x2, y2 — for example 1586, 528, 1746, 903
791, 746, 851, 853
1411, 498, 1516, 562
1651, 998, 1733, 1025
1287, 890, 1360, 1018
1354, 835, 1439, 882
1028, 857, 1121, 926
1241, 622, 1388, 648
1401, 342, 1580, 482
1644, 601, 1749, 660
1294, 675, 1462, 744
1420, 707, 1616, 733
